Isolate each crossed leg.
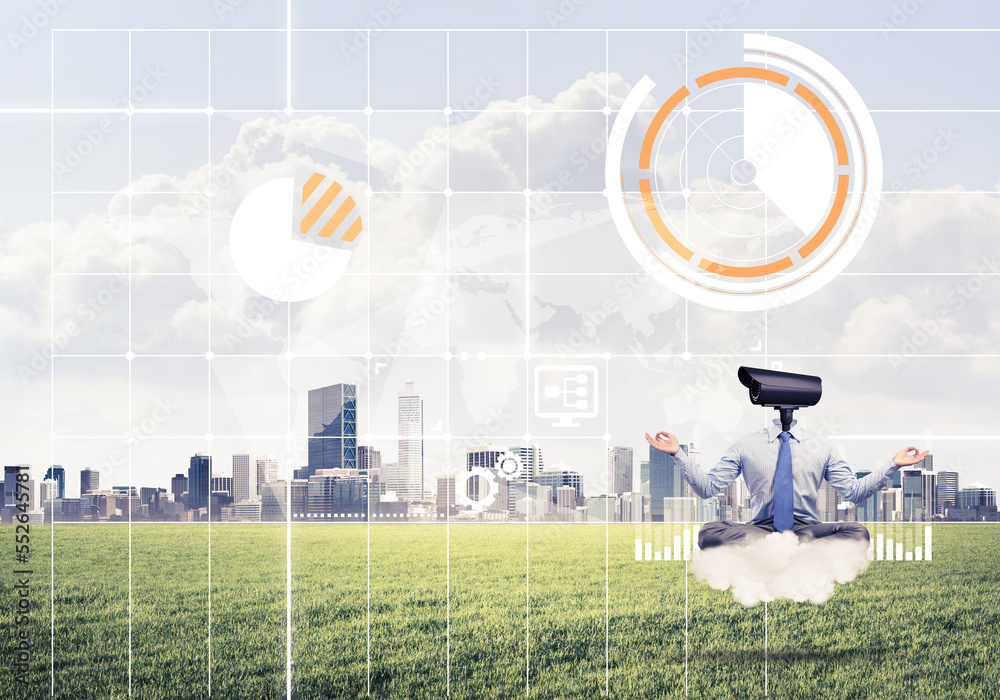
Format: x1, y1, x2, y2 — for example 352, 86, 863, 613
698, 518, 870, 550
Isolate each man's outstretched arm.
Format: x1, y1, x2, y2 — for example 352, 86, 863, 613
644, 431, 741, 499
825, 445, 931, 503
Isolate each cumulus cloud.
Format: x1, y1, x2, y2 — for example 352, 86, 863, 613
692, 531, 871, 606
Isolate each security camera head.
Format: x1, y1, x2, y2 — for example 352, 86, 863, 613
737, 366, 822, 432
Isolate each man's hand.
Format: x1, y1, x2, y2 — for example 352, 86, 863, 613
893, 446, 930, 468
644, 431, 680, 455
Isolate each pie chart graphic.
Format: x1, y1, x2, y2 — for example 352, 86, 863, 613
606, 34, 882, 310
229, 174, 364, 303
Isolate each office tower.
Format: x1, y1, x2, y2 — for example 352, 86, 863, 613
3, 466, 23, 509
536, 466, 583, 504
40, 479, 58, 503
436, 473, 456, 515
139, 487, 158, 505
211, 474, 233, 496
644, 445, 683, 522
619, 492, 643, 522
233, 452, 251, 504
256, 454, 279, 497
698, 497, 720, 523
188, 454, 212, 510
171, 473, 188, 505
664, 496, 697, 523
607, 447, 633, 495
45, 465, 65, 499
508, 444, 544, 481
308, 469, 370, 518
817, 479, 839, 522
556, 485, 576, 518
936, 471, 959, 515
358, 446, 382, 473
922, 471, 937, 521
260, 481, 288, 522
80, 468, 100, 496
880, 488, 901, 522
303, 383, 357, 481
901, 469, 924, 522
465, 444, 503, 505
397, 379, 424, 502
958, 483, 996, 508
855, 471, 879, 521
915, 454, 933, 471
290, 479, 309, 519
719, 478, 742, 521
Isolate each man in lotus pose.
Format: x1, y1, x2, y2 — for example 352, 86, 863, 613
644, 423, 929, 549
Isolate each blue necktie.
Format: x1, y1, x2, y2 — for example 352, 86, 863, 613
773, 432, 793, 532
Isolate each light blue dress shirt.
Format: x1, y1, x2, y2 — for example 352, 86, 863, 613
671, 418, 899, 523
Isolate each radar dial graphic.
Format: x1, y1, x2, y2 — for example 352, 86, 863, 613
606, 34, 882, 310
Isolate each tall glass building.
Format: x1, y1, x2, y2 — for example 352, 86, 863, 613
45, 465, 66, 499
188, 454, 211, 510
302, 383, 357, 481
397, 379, 424, 502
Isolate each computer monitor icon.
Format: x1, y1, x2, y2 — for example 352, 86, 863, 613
533, 365, 599, 428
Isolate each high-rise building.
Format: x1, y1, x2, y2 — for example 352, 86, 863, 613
607, 447, 633, 495
936, 471, 959, 515
466, 444, 504, 505
901, 469, 924, 522
855, 471, 879, 521
818, 479, 839, 522
171, 473, 188, 505
211, 474, 233, 496
303, 383, 357, 481
188, 454, 211, 510
358, 446, 382, 474
39, 479, 58, 503
436, 473, 456, 515
255, 454, 279, 496
504, 444, 544, 516
644, 445, 684, 522
3, 466, 24, 509
536, 466, 583, 504
260, 481, 288, 522
922, 471, 937, 521
307, 469, 370, 519
397, 379, 424, 502
915, 454, 934, 471
45, 465, 65, 499
664, 496, 697, 523
958, 483, 996, 508
80, 468, 100, 496
556, 485, 576, 518
233, 452, 251, 504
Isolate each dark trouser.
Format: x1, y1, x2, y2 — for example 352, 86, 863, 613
698, 516, 870, 550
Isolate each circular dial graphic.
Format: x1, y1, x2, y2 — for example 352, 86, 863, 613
606, 34, 882, 310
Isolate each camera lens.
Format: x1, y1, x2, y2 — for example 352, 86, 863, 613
750, 379, 761, 402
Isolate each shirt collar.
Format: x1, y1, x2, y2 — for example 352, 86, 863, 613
766, 417, 800, 443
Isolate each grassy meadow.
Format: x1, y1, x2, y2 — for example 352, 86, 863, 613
2, 522, 998, 698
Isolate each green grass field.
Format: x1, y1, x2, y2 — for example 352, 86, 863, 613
2, 523, 998, 699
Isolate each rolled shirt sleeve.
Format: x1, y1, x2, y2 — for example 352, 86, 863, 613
672, 442, 742, 499
824, 444, 899, 503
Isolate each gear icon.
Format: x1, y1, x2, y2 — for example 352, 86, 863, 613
457, 467, 499, 511
496, 452, 523, 481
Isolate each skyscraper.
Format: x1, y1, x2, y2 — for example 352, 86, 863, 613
256, 454, 279, 496
644, 445, 684, 522
957, 483, 996, 508
233, 452, 251, 504
260, 481, 288, 522
855, 471, 879, 521
80, 468, 100, 496
45, 465, 65, 499
171, 473, 188, 506
397, 379, 424, 502
188, 454, 211, 510
536, 465, 583, 504
922, 471, 937, 521
901, 469, 924, 521
936, 471, 959, 515
607, 447, 633, 495
303, 383, 357, 480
